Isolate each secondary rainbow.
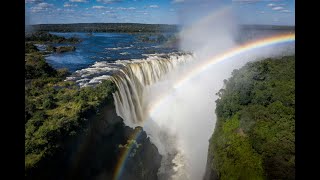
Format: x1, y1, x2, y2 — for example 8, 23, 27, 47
113, 32, 295, 179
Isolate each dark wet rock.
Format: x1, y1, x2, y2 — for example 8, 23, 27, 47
26, 103, 162, 180
54, 46, 76, 53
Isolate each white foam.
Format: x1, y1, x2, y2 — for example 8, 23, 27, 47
66, 52, 192, 88
105, 46, 133, 50
120, 52, 130, 55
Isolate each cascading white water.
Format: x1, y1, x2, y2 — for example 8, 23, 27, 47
109, 53, 198, 180
66, 42, 294, 180
111, 53, 194, 128
66, 5, 294, 179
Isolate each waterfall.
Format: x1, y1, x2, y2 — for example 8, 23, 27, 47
67, 52, 195, 179
110, 53, 193, 127
66, 53, 194, 126
109, 53, 197, 180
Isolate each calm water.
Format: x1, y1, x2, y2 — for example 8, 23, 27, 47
45, 29, 294, 73
45, 32, 179, 72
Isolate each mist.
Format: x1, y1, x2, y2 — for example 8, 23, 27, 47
139, 3, 294, 180
139, 5, 238, 179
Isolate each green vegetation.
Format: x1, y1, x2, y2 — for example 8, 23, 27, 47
208, 56, 295, 179
25, 78, 116, 170
240, 24, 295, 30
25, 30, 164, 180
30, 23, 179, 33
137, 34, 167, 43
25, 31, 80, 55
53, 46, 76, 53
25, 37, 117, 175
25, 42, 39, 53
25, 52, 58, 79
28, 23, 295, 33
25, 31, 80, 43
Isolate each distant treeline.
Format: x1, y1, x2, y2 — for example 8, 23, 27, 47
25, 31, 80, 44
239, 24, 295, 30
29, 23, 179, 33
28, 23, 295, 33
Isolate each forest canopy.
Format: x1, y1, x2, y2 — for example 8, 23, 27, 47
208, 56, 295, 180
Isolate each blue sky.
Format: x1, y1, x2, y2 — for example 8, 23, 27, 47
25, 0, 295, 25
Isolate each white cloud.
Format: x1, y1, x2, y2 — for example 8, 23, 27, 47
268, 3, 287, 7
149, 5, 159, 8
64, 3, 71, 7
233, 0, 284, 4
117, 7, 127, 10
25, 0, 42, 3
92, 6, 106, 9
272, 6, 284, 10
116, 7, 136, 10
38, 2, 52, 8
69, 0, 87, 2
64, 9, 75, 12
64, 3, 78, 7
172, 0, 185, 3
233, 0, 283, 1
267, 3, 276, 7
232, 0, 260, 4
281, 9, 291, 13
96, 0, 123, 4
30, 2, 53, 13
136, 10, 147, 14
83, 13, 94, 17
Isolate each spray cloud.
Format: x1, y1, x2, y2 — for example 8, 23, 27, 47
140, 4, 240, 180
111, 1, 294, 179
140, 2, 294, 180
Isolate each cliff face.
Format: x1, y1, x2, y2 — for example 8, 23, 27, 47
116, 127, 162, 180
27, 103, 162, 180
25, 32, 162, 180
203, 146, 218, 180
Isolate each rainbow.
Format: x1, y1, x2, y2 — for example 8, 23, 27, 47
112, 32, 295, 179
148, 33, 295, 117
175, 33, 295, 89
113, 127, 143, 180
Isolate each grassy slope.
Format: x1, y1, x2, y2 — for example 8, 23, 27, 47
208, 56, 295, 179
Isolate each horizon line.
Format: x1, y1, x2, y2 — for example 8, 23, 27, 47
26, 22, 295, 27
